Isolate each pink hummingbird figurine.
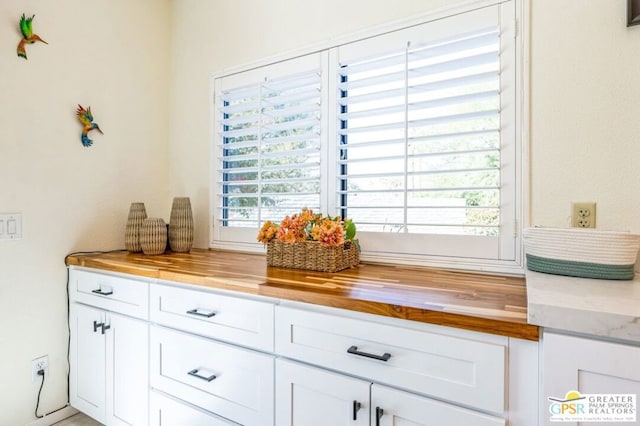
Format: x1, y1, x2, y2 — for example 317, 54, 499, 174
17, 14, 47, 59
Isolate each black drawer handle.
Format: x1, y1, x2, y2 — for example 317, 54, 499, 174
353, 400, 362, 421
92, 321, 110, 334
186, 308, 216, 318
347, 346, 391, 362
375, 407, 384, 426
188, 368, 217, 382
92, 288, 113, 296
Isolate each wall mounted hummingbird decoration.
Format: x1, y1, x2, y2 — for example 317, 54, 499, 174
17, 14, 47, 59
76, 105, 104, 147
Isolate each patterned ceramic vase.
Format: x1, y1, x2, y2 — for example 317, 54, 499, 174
169, 197, 194, 252
140, 218, 167, 255
124, 202, 147, 253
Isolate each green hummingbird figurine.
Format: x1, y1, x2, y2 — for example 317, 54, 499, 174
17, 14, 47, 59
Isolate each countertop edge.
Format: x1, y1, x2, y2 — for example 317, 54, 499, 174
526, 270, 640, 343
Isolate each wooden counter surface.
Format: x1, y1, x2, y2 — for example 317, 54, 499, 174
65, 249, 539, 341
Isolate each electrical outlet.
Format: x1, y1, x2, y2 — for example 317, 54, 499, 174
572, 202, 596, 228
32, 355, 48, 382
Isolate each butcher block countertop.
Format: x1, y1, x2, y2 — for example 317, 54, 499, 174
65, 249, 539, 341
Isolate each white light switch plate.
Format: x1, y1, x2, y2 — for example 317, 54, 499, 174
0, 213, 22, 240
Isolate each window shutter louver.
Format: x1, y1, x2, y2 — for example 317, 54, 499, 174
216, 67, 323, 230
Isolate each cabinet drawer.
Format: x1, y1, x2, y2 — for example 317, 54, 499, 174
69, 269, 149, 319
150, 283, 274, 351
275, 306, 505, 414
150, 391, 238, 425
150, 325, 274, 426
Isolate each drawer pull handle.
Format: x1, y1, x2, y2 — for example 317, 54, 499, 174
92, 321, 110, 334
375, 407, 384, 426
353, 400, 361, 420
188, 369, 217, 382
347, 346, 391, 362
91, 288, 113, 296
186, 308, 216, 318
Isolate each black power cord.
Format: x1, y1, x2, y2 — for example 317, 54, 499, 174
34, 369, 45, 418
63, 249, 125, 399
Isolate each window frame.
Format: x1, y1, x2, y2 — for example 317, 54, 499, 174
210, 0, 529, 275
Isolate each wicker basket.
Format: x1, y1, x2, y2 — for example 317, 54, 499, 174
523, 227, 640, 280
266, 240, 359, 272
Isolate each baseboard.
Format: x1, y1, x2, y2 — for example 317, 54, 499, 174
25, 405, 79, 426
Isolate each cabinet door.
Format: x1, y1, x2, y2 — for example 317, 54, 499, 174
542, 332, 640, 426
275, 359, 369, 426
371, 385, 505, 426
69, 303, 107, 424
106, 313, 149, 426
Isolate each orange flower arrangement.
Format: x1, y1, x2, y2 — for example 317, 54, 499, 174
257, 208, 357, 248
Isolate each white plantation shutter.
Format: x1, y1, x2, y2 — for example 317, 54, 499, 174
212, 54, 326, 247
337, 28, 501, 234
211, 1, 523, 271
333, 3, 518, 264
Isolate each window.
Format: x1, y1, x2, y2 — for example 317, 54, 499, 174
212, 0, 525, 272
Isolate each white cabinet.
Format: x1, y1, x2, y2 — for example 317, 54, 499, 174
149, 325, 274, 426
69, 303, 106, 422
149, 391, 238, 425
275, 306, 509, 425
150, 283, 274, 351
69, 270, 149, 426
148, 282, 276, 425
371, 384, 504, 426
275, 359, 505, 426
70, 269, 149, 318
68, 268, 539, 426
106, 313, 149, 426
70, 302, 149, 426
275, 359, 370, 426
541, 331, 640, 426
275, 305, 506, 414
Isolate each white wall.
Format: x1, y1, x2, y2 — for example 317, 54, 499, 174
0, 1, 170, 424
169, 0, 640, 248
530, 0, 640, 230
